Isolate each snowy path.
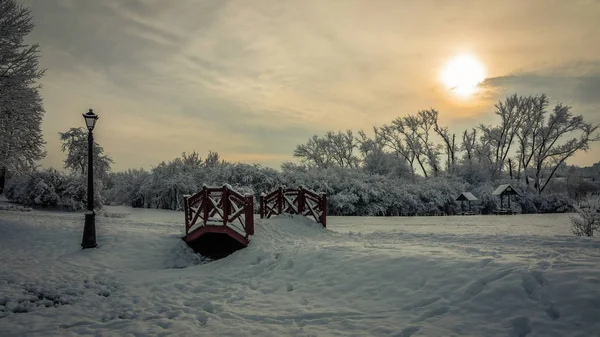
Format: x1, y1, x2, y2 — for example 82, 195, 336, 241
1, 208, 600, 336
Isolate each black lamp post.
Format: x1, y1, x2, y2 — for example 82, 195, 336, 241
81, 109, 99, 249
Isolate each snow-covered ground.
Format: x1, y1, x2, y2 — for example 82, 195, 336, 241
1, 205, 600, 336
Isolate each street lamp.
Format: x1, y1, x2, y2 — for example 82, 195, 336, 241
81, 108, 99, 249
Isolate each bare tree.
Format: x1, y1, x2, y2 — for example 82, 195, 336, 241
294, 130, 359, 169
358, 128, 410, 177
479, 94, 526, 178
379, 123, 421, 180
515, 94, 547, 184
294, 135, 332, 169
426, 109, 457, 174
461, 128, 477, 163
326, 130, 360, 169
204, 150, 222, 168
414, 110, 443, 177
531, 103, 599, 193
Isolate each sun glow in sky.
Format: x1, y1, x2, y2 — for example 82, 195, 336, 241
441, 54, 486, 97
19, 0, 600, 169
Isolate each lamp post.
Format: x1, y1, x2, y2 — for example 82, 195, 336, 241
81, 109, 99, 249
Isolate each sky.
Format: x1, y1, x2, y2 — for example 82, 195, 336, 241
21, 0, 600, 171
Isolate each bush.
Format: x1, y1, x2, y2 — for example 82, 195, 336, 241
571, 197, 600, 236
5, 169, 104, 211
533, 193, 574, 213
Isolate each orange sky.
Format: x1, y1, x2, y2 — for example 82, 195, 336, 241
22, 0, 600, 170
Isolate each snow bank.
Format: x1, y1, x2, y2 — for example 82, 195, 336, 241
1, 209, 600, 336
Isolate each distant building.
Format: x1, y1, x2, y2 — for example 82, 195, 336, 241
492, 184, 520, 214
455, 192, 478, 215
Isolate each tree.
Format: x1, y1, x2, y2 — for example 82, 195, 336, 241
380, 111, 441, 179
479, 94, 526, 179
378, 124, 419, 180
59, 127, 113, 180
531, 103, 599, 193
429, 109, 457, 174
357, 128, 410, 177
293, 130, 360, 169
515, 94, 547, 183
0, 0, 46, 193
461, 128, 477, 164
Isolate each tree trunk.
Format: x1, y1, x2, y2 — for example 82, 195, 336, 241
0, 166, 6, 194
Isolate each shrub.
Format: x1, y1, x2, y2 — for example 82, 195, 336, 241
5, 169, 104, 211
571, 197, 600, 236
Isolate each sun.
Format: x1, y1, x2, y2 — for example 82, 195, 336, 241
441, 53, 485, 97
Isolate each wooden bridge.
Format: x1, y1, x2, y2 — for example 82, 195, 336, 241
182, 185, 327, 259
260, 186, 327, 227
182, 185, 254, 259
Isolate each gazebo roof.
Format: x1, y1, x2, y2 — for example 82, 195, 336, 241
456, 192, 478, 201
492, 184, 520, 196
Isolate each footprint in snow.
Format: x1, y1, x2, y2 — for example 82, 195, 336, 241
413, 306, 450, 322
463, 268, 513, 300
521, 270, 560, 321
478, 258, 493, 269
394, 326, 421, 337
509, 316, 532, 337
402, 296, 440, 310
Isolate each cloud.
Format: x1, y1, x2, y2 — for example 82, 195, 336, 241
481, 62, 600, 124
20, 0, 600, 169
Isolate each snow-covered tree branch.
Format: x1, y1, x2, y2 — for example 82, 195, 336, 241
0, 0, 46, 193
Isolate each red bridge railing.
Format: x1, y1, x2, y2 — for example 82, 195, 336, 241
260, 186, 327, 227
183, 185, 254, 258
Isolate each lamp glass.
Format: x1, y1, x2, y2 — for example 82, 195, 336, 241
82, 110, 98, 131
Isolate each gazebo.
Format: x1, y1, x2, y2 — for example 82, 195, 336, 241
455, 192, 478, 215
492, 184, 519, 214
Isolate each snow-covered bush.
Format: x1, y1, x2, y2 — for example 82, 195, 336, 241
533, 194, 574, 213
329, 191, 359, 215
570, 197, 600, 236
0, 204, 32, 212
5, 169, 103, 211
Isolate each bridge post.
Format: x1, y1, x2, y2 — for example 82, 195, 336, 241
277, 186, 283, 215
202, 186, 209, 225
320, 192, 327, 228
245, 194, 254, 235
259, 193, 265, 219
297, 186, 305, 215
183, 196, 189, 234
222, 185, 230, 226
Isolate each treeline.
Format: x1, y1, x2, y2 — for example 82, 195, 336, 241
293, 94, 599, 194
4, 93, 599, 215
96, 150, 586, 216
96, 93, 599, 215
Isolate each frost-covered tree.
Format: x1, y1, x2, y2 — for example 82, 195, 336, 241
0, 0, 46, 193
511, 95, 599, 194
294, 130, 360, 169
59, 127, 113, 180
413, 110, 443, 177
380, 111, 442, 179
430, 109, 457, 174
357, 128, 410, 177
479, 94, 526, 179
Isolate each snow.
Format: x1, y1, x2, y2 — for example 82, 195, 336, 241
1, 206, 600, 336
